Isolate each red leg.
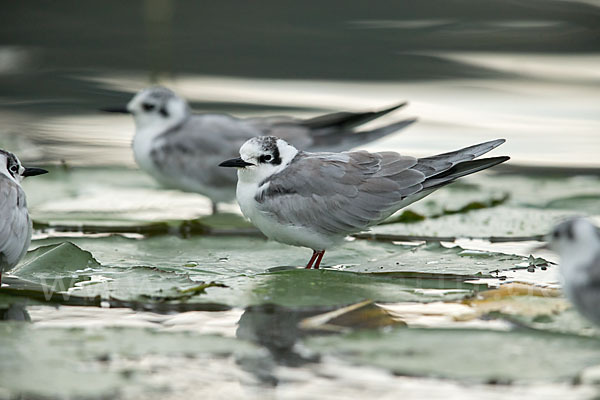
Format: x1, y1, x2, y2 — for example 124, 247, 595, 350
305, 250, 318, 269
313, 251, 325, 269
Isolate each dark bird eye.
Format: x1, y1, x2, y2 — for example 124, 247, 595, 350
552, 230, 560, 239
142, 103, 155, 112
9, 165, 18, 173
260, 155, 272, 163
565, 225, 574, 240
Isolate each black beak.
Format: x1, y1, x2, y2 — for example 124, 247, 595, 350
23, 167, 48, 177
100, 106, 130, 114
219, 157, 254, 168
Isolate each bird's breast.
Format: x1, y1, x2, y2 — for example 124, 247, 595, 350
235, 180, 339, 250
132, 129, 163, 176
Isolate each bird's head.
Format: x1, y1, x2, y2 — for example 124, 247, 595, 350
0, 150, 47, 184
103, 86, 191, 131
219, 136, 298, 183
540, 218, 600, 266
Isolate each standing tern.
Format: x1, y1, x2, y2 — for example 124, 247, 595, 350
220, 136, 508, 269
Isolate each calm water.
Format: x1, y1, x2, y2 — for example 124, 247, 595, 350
2, 3, 600, 398
1, 1, 599, 167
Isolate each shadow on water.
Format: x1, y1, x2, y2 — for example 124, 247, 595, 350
0, 303, 30, 322
234, 299, 412, 385
237, 304, 326, 367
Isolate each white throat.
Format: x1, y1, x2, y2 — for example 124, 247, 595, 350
131, 112, 189, 175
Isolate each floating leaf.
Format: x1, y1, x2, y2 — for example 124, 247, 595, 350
305, 327, 600, 383
299, 300, 405, 332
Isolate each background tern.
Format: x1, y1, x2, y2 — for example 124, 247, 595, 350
103, 86, 416, 214
540, 218, 600, 326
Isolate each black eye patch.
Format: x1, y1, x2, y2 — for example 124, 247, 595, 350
565, 224, 574, 240
142, 103, 155, 112
258, 146, 281, 165
159, 106, 169, 117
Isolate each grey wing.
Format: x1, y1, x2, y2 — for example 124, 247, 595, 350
582, 251, 600, 287
254, 139, 507, 236
570, 252, 600, 324
300, 103, 407, 130
255, 151, 425, 235
0, 177, 31, 271
243, 103, 413, 152
244, 116, 316, 150
152, 114, 262, 189
413, 139, 505, 179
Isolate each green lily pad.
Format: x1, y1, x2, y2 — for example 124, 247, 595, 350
305, 327, 600, 383
0, 323, 259, 399
373, 173, 600, 239
5, 236, 537, 308
15, 242, 101, 275
372, 206, 582, 239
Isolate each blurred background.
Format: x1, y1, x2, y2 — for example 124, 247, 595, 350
1, 0, 599, 168
2, 3, 600, 399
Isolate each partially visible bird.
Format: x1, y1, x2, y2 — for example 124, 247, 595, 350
220, 136, 509, 269
542, 218, 600, 325
0, 150, 47, 285
103, 86, 415, 214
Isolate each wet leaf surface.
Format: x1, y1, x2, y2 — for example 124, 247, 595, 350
0, 323, 261, 399
2, 167, 600, 398
305, 327, 600, 383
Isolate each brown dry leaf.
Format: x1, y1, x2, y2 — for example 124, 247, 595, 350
474, 283, 561, 299
465, 283, 569, 317
299, 300, 405, 332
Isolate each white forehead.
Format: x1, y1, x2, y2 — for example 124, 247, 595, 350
240, 138, 266, 158
239, 137, 286, 157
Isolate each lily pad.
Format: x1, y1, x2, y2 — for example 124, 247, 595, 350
305, 327, 600, 383
9, 236, 539, 308
0, 323, 260, 399
15, 242, 101, 275
372, 206, 583, 239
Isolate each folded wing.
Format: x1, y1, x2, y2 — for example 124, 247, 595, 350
255, 140, 508, 235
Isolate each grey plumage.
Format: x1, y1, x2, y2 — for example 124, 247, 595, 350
546, 219, 600, 326
0, 175, 31, 275
0, 150, 46, 283
254, 139, 508, 237
567, 258, 600, 325
301, 102, 407, 130
222, 136, 508, 269
150, 115, 418, 192
106, 86, 416, 212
